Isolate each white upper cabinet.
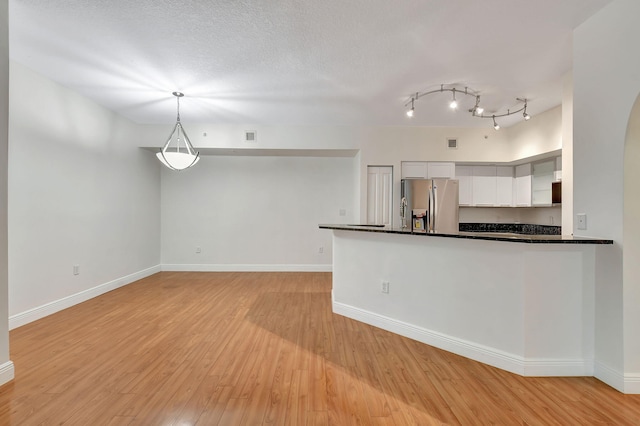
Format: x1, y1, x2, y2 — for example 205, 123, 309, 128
515, 164, 532, 207
427, 162, 455, 179
472, 166, 497, 206
401, 162, 428, 179
456, 165, 513, 207
401, 162, 455, 179
554, 156, 563, 182
496, 166, 514, 206
532, 160, 555, 205
455, 165, 473, 206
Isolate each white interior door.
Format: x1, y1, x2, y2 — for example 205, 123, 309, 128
367, 166, 393, 226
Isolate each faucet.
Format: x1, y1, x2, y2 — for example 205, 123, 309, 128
400, 197, 408, 228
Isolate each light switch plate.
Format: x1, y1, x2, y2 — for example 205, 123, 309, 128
577, 213, 587, 230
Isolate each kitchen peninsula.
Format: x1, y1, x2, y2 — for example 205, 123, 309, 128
320, 224, 612, 378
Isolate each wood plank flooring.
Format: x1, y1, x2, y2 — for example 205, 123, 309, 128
1, 271, 639, 425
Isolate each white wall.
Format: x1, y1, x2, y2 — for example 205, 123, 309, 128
574, 0, 640, 392
0, 0, 13, 386
8, 62, 161, 327
138, 123, 364, 151
562, 72, 574, 234
507, 106, 562, 161
160, 155, 357, 270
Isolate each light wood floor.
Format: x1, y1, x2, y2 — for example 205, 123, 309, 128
1, 272, 639, 425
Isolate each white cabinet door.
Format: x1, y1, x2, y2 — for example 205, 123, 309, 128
514, 164, 532, 206
455, 165, 473, 206
427, 162, 455, 179
496, 166, 514, 206
515, 176, 532, 206
532, 160, 555, 205
401, 162, 427, 179
367, 166, 393, 226
472, 166, 497, 206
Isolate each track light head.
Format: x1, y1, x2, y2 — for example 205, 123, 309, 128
493, 116, 500, 130
516, 98, 532, 121
523, 102, 531, 120
470, 96, 484, 116
474, 105, 484, 115
406, 97, 415, 117
449, 89, 458, 109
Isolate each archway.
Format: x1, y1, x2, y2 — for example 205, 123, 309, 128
623, 93, 640, 390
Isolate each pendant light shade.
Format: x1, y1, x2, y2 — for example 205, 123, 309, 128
157, 92, 200, 171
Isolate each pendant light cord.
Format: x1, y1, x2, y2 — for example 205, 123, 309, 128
172, 91, 184, 122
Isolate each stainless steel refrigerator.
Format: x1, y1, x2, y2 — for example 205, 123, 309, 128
400, 178, 459, 233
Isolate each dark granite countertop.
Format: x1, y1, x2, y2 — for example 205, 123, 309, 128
319, 224, 613, 244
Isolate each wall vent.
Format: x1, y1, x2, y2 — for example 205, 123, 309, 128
447, 138, 458, 149
245, 130, 257, 143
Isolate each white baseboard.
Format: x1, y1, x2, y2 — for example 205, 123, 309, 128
161, 263, 333, 272
0, 361, 14, 387
624, 373, 640, 394
522, 358, 594, 377
9, 265, 162, 330
333, 299, 592, 377
594, 361, 626, 392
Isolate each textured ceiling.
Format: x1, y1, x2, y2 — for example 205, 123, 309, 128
9, 0, 611, 128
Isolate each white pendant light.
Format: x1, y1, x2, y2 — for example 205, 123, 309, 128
156, 92, 200, 171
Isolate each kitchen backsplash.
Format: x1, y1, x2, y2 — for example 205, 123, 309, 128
459, 206, 561, 226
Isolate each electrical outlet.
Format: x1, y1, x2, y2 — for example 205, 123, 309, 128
339, 209, 346, 216
318, 246, 324, 254
73, 265, 79, 275
196, 247, 201, 253
577, 213, 587, 230
381, 281, 390, 294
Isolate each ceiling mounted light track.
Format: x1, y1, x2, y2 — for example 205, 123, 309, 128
404, 84, 531, 130
156, 92, 200, 171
